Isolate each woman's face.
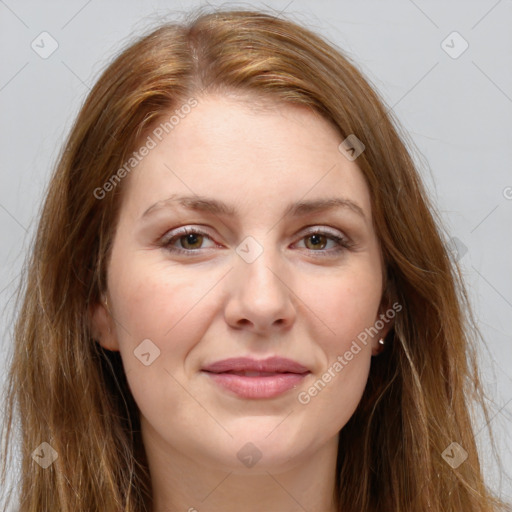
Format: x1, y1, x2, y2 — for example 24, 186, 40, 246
93, 94, 392, 473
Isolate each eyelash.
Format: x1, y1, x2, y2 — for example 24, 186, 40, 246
159, 226, 354, 258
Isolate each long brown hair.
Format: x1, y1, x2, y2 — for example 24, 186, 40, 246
1, 6, 509, 511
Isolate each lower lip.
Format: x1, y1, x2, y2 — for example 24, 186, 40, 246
202, 371, 309, 399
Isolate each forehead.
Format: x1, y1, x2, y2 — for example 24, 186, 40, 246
119, 94, 372, 222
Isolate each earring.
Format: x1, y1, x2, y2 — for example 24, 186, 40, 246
378, 337, 385, 345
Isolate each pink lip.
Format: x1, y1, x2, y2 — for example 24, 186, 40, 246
201, 357, 311, 399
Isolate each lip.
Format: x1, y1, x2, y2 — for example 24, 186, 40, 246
201, 357, 311, 399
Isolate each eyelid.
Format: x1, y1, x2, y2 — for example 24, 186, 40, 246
293, 226, 353, 255
160, 225, 218, 248
297, 224, 345, 239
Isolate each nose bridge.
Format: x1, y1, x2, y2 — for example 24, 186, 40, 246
236, 233, 287, 301
225, 233, 295, 331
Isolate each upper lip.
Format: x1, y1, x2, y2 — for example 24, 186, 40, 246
201, 357, 310, 374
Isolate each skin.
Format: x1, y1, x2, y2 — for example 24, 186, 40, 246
91, 93, 393, 512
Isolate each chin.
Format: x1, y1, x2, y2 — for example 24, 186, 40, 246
196, 425, 318, 474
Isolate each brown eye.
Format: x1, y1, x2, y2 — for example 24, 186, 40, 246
295, 228, 352, 258
161, 227, 216, 254
304, 233, 328, 250
179, 233, 204, 250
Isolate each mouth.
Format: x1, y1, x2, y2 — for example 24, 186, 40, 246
215, 370, 299, 377
201, 357, 311, 399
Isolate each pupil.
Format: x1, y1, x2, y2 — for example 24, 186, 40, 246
309, 234, 325, 249
182, 233, 201, 248
311, 234, 320, 245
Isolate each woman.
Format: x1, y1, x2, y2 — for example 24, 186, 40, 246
1, 7, 509, 512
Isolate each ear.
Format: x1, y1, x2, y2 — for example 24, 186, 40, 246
89, 296, 119, 351
370, 294, 397, 356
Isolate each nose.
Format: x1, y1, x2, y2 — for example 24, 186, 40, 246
224, 244, 297, 336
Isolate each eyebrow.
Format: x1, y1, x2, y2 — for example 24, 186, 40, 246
140, 194, 366, 221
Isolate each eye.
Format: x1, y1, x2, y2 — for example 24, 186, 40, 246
161, 227, 217, 254
294, 228, 353, 257
159, 226, 353, 257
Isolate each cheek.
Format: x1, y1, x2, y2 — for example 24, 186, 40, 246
107, 256, 223, 392
300, 350, 372, 441
113, 271, 201, 345
297, 283, 375, 434
107, 269, 203, 426
292, 265, 379, 419
299, 262, 382, 349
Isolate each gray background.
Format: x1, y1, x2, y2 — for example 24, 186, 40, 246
1, 0, 511, 505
